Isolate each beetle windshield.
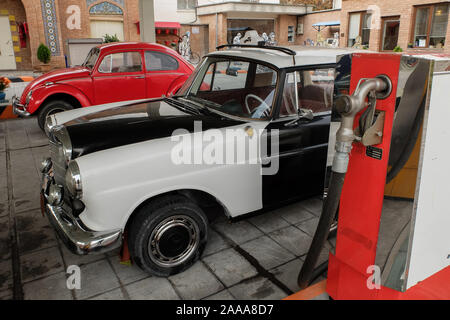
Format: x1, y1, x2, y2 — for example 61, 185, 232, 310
82, 48, 100, 69
177, 57, 278, 120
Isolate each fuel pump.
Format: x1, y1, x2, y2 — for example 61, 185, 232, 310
297, 73, 392, 290
295, 52, 450, 299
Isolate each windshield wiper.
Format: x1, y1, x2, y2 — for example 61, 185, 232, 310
177, 96, 218, 116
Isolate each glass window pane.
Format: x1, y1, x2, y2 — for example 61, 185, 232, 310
430, 4, 448, 47
212, 61, 249, 91
382, 20, 400, 50
361, 13, 371, 46
414, 7, 430, 47
348, 13, 361, 47
145, 51, 179, 71
98, 52, 142, 73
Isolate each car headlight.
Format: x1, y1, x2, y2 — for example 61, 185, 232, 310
26, 90, 32, 105
65, 161, 82, 199
54, 126, 72, 164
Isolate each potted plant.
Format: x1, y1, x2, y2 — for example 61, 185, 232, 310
393, 46, 403, 53
103, 34, 120, 43
0, 77, 9, 101
37, 43, 51, 72
407, 43, 413, 48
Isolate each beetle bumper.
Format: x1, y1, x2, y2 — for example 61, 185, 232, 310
12, 96, 31, 117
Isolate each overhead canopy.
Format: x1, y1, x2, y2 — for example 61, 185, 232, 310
155, 22, 181, 29
312, 21, 340, 32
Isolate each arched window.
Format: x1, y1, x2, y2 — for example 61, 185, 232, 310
89, 2, 123, 15
88, 1, 124, 41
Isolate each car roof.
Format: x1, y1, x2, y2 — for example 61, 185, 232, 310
208, 46, 368, 69
97, 41, 174, 53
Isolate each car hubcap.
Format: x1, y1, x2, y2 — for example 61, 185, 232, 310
148, 215, 199, 267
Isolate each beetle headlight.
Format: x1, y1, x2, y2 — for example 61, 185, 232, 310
65, 161, 82, 199
26, 90, 32, 105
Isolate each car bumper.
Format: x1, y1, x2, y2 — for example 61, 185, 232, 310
12, 96, 30, 117
41, 174, 122, 255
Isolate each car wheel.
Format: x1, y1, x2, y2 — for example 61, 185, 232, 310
37, 100, 74, 130
129, 195, 208, 276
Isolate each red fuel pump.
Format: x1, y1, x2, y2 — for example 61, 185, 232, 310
293, 52, 450, 300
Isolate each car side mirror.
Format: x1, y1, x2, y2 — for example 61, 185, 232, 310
299, 108, 314, 120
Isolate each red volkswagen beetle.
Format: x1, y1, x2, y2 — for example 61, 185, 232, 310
13, 42, 194, 129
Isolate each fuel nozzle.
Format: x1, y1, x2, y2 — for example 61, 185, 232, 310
332, 75, 392, 173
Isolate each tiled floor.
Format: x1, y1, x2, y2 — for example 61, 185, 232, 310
0, 117, 334, 300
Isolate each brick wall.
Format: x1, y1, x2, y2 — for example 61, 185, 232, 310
296, 9, 340, 45
1, 0, 33, 70
340, 0, 450, 53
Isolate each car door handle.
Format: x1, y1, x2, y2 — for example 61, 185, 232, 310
133, 75, 145, 79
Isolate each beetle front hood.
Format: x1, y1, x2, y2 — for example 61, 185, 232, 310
21, 67, 91, 102
64, 99, 245, 158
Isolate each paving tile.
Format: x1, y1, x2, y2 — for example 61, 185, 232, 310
0, 199, 9, 217
60, 244, 106, 267
126, 277, 179, 300
204, 289, 235, 300
213, 220, 263, 245
278, 202, 316, 225
169, 261, 224, 300
20, 246, 64, 283
298, 197, 323, 216
270, 258, 304, 292
6, 119, 31, 150
296, 217, 319, 237
89, 288, 126, 300
0, 216, 11, 261
203, 229, 231, 256
269, 226, 312, 257
203, 248, 257, 287
228, 277, 286, 300
0, 152, 7, 190
16, 209, 58, 254
248, 211, 290, 233
240, 236, 295, 270
0, 288, 12, 300
108, 255, 149, 285
23, 271, 73, 300
0, 123, 5, 153
74, 259, 120, 300
0, 259, 13, 291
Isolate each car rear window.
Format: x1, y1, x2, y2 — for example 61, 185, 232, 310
145, 51, 179, 71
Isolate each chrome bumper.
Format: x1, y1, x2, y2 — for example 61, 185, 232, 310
12, 96, 31, 117
42, 175, 122, 255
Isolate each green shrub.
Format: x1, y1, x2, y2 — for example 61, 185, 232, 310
104, 34, 120, 43
393, 46, 403, 52
37, 43, 51, 64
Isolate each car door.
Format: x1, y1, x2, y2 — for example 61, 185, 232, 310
92, 50, 146, 105
143, 50, 187, 98
262, 67, 335, 208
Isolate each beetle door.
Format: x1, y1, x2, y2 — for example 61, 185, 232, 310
92, 50, 146, 105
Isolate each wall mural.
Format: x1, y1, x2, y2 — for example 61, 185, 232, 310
66, 5, 81, 30
88, 1, 124, 15
40, 0, 60, 55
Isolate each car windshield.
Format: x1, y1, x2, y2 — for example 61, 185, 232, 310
177, 57, 278, 120
82, 48, 99, 69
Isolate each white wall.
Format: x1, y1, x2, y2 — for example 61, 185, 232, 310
154, 0, 281, 24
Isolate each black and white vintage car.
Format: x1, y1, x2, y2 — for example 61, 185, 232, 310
41, 45, 352, 276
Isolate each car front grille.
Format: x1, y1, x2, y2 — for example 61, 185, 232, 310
49, 140, 67, 187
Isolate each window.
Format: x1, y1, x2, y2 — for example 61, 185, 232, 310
186, 58, 278, 119
413, 4, 449, 48
145, 51, 179, 71
280, 69, 335, 117
381, 17, 400, 51
288, 26, 295, 42
348, 12, 372, 47
177, 0, 196, 10
98, 52, 142, 73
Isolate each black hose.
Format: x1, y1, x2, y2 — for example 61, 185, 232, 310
297, 171, 346, 290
